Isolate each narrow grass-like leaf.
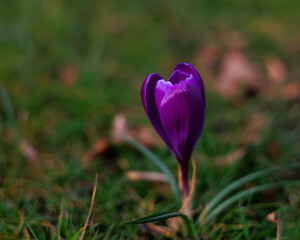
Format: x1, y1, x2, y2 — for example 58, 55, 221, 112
118, 233, 124, 240
91, 228, 100, 240
25, 219, 39, 240
80, 173, 98, 240
198, 163, 300, 224
18, 200, 38, 236
122, 211, 175, 224
57, 204, 63, 240
233, 232, 244, 240
103, 225, 114, 240
70, 227, 85, 240
239, 199, 250, 240
0, 86, 18, 129
0, 219, 5, 232
120, 133, 181, 204
123, 211, 197, 238
202, 180, 300, 226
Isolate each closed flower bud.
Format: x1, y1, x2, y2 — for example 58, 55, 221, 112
141, 63, 205, 197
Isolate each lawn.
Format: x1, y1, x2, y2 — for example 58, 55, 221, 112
0, 0, 300, 239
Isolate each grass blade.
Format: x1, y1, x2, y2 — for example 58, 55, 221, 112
70, 227, 85, 240
25, 219, 39, 240
57, 204, 63, 240
118, 233, 124, 240
198, 163, 300, 224
120, 133, 181, 204
122, 211, 175, 224
0, 85, 17, 129
0, 219, 4, 231
123, 211, 197, 238
202, 180, 300, 226
103, 225, 114, 240
80, 173, 98, 240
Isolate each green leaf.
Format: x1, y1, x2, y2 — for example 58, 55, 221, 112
122, 211, 177, 225
198, 163, 300, 224
70, 227, 85, 240
118, 233, 124, 240
103, 225, 114, 240
123, 211, 197, 239
25, 219, 39, 240
0, 85, 18, 129
120, 133, 181, 204
201, 180, 300, 226
57, 204, 63, 240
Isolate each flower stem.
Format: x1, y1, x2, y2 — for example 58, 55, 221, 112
181, 162, 189, 199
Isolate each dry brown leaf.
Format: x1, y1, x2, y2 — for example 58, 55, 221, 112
267, 212, 277, 223
81, 139, 109, 166
267, 212, 282, 240
126, 171, 168, 182
195, 43, 221, 70
265, 56, 287, 85
280, 82, 300, 100
112, 113, 162, 147
112, 113, 130, 143
60, 66, 78, 86
216, 51, 261, 98
239, 112, 268, 145
19, 138, 40, 167
146, 195, 156, 213
215, 148, 245, 166
137, 127, 162, 147
146, 223, 174, 238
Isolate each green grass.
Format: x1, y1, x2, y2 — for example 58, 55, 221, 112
0, 0, 300, 239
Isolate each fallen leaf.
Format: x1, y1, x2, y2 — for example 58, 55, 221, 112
146, 223, 174, 238
280, 81, 300, 100
215, 148, 245, 166
195, 43, 221, 70
112, 113, 130, 143
137, 127, 162, 147
81, 139, 109, 166
216, 51, 261, 98
112, 113, 162, 147
126, 171, 168, 182
60, 66, 78, 86
19, 138, 40, 167
239, 112, 268, 145
265, 56, 287, 85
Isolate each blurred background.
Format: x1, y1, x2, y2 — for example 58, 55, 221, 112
0, 0, 300, 239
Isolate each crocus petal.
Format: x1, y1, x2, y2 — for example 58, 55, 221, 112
141, 73, 163, 116
168, 70, 190, 85
141, 73, 176, 155
174, 63, 205, 102
155, 80, 172, 110
159, 85, 190, 162
180, 81, 205, 158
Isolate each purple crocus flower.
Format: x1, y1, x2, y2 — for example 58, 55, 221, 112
141, 63, 205, 198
